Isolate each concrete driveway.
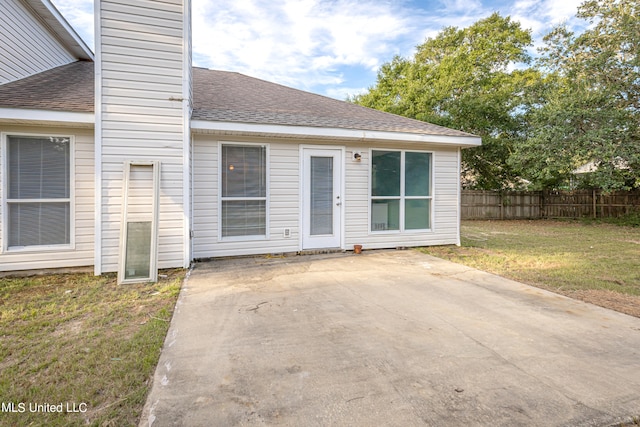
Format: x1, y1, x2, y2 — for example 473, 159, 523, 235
140, 250, 640, 426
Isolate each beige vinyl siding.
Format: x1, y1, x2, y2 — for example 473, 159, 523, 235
98, 0, 188, 272
192, 135, 300, 258
193, 136, 462, 258
344, 143, 461, 249
0, 0, 75, 84
0, 126, 94, 272
101, 0, 183, 21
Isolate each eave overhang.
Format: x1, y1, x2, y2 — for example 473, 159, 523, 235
0, 108, 94, 128
191, 120, 482, 147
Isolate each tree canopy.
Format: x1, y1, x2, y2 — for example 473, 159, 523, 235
353, 0, 640, 191
512, 0, 640, 190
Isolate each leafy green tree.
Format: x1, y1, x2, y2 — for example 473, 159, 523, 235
512, 0, 640, 190
353, 13, 537, 189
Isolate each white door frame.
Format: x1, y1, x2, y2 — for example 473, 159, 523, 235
300, 146, 345, 250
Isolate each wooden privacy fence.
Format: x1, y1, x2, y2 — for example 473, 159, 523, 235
461, 190, 640, 220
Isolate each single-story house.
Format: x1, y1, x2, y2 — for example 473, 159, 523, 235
570, 157, 631, 189
0, 0, 481, 282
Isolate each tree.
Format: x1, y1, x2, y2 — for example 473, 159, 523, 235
353, 13, 537, 189
512, 0, 640, 190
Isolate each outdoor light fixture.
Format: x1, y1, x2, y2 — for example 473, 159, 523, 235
353, 152, 362, 161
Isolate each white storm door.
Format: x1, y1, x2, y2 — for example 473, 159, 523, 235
302, 148, 342, 249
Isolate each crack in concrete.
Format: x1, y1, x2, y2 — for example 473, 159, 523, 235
247, 301, 269, 312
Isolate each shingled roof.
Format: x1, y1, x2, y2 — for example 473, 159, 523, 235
191, 68, 475, 137
0, 61, 476, 139
0, 61, 94, 112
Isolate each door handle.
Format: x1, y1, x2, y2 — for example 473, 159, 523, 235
336, 202, 342, 206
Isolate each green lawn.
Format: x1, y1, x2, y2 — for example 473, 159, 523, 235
420, 220, 640, 317
0, 270, 183, 426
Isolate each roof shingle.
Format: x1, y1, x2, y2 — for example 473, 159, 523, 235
192, 68, 474, 137
0, 61, 93, 112
0, 62, 476, 138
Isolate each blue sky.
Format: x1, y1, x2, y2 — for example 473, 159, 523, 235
51, 0, 586, 99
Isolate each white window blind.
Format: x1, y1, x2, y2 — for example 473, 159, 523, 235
6, 136, 70, 248
310, 156, 333, 235
221, 144, 267, 238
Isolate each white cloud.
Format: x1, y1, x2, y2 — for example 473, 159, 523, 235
50, 0, 95, 49
49, 0, 590, 98
508, 0, 585, 55
437, 0, 483, 14
511, 0, 584, 37
192, 0, 421, 91
325, 86, 369, 101
545, 0, 585, 25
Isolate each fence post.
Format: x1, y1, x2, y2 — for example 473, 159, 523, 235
625, 193, 629, 215
593, 189, 597, 219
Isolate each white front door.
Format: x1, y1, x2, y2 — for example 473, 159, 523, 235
302, 148, 342, 249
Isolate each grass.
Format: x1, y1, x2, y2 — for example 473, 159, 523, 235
582, 210, 640, 227
0, 269, 184, 427
616, 416, 640, 427
420, 220, 640, 317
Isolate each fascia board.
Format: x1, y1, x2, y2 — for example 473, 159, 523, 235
191, 120, 482, 147
0, 108, 94, 125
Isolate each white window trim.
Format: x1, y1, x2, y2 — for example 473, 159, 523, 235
1, 132, 75, 253
368, 148, 434, 234
217, 141, 270, 242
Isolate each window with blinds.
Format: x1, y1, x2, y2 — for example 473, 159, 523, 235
309, 156, 333, 235
6, 135, 71, 249
220, 144, 267, 238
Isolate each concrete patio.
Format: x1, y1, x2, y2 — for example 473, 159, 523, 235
140, 250, 640, 426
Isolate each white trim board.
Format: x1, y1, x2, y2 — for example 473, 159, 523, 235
1, 131, 76, 253
0, 108, 93, 125
191, 120, 482, 147
216, 141, 270, 243
182, 0, 192, 268
300, 146, 344, 250
93, 0, 103, 275
0, 112, 481, 147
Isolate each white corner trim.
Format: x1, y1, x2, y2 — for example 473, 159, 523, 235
93, 0, 102, 275
182, 0, 192, 268
191, 120, 482, 147
456, 147, 462, 247
0, 108, 94, 124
